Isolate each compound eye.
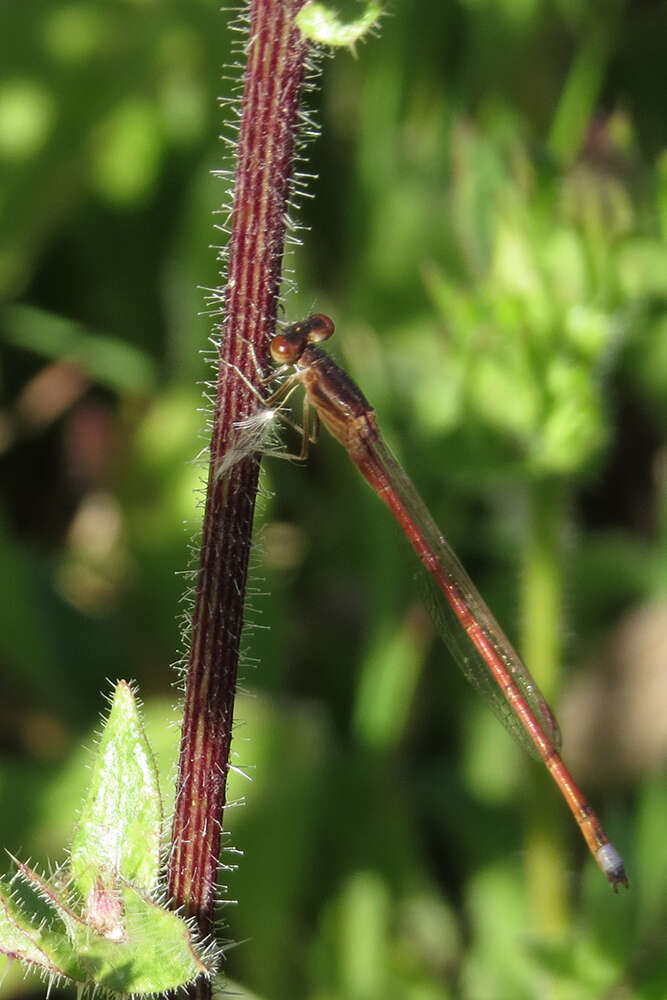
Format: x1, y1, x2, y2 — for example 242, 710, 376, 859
269, 334, 298, 364
306, 314, 335, 344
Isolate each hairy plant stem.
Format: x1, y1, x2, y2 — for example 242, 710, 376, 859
168, 0, 309, 986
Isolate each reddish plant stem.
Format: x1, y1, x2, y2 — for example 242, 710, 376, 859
168, 0, 309, 966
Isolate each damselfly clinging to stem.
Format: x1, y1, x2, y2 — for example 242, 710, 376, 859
228, 313, 629, 891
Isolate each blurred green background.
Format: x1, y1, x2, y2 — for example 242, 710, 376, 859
1, 0, 666, 997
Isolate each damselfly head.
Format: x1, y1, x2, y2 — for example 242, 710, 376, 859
270, 314, 335, 364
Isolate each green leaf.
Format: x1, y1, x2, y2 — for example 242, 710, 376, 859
0, 863, 209, 994
70, 681, 162, 905
0, 683, 213, 995
0, 865, 85, 981
71, 884, 208, 994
